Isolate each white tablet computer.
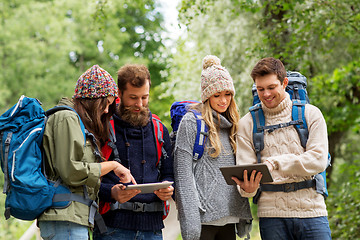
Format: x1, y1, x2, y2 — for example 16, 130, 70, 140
125, 181, 174, 194
220, 163, 273, 185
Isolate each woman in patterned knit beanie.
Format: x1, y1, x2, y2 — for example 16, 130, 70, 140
174, 55, 254, 240
38, 65, 135, 240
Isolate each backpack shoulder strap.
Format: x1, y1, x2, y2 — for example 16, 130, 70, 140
46, 105, 102, 162
249, 103, 265, 163
101, 117, 121, 162
291, 99, 308, 148
152, 114, 167, 167
99, 118, 119, 216
191, 110, 208, 161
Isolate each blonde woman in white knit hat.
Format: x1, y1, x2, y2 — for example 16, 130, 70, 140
174, 55, 259, 240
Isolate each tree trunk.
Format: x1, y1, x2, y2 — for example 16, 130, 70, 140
261, 0, 291, 64
327, 130, 345, 187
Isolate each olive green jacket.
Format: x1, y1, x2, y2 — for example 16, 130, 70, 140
37, 98, 101, 227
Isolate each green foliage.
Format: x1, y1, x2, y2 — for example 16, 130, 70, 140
327, 133, 360, 239
0, 0, 167, 112
149, 85, 175, 130
310, 60, 360, 134
256, 0, 360, 77
179, 0, 360, 77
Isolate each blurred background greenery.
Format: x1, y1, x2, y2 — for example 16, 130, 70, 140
1, 0, 359, 239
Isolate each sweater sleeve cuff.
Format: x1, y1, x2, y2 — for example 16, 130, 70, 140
238, 185, 257, 198
265, 159, 277, 171
98, 182, 115, 202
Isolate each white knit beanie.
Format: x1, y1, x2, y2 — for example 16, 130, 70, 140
201, 55, 235, 103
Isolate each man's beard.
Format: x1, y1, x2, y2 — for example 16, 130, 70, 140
117, 103, 150, 127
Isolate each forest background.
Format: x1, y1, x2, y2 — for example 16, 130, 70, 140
0, 0, 359, 239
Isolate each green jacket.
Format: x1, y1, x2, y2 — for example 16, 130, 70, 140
37, 98, 101, 227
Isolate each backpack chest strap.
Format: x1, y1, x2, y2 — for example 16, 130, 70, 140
262, 119, 303, 134
110, 201, 164, 213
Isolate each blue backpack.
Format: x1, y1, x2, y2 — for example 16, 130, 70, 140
250, 72, 330, 203
0, 96, 105, 230
170, 100, 208, 161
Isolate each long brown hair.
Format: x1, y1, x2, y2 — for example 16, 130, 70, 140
73, 98, 116, 149
192, 95, 239, 158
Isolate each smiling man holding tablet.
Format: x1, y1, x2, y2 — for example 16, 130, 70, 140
234, 57, 331, 240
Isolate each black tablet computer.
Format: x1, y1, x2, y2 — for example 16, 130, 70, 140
125, 181, 174, 194
220, 163, 273, 185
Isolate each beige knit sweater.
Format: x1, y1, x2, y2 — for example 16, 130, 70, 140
236, 94, 328, 218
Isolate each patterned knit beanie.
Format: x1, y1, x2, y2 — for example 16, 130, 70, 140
201, 55, 235, 103
73, 65, 118, 99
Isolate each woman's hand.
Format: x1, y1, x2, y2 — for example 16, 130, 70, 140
113, 163, 136, 184
100, 161, 136, 184
232, 170, 262, 193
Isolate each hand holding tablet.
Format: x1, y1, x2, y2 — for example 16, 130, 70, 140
220, 163, 273, 185
125, 181, 174, 194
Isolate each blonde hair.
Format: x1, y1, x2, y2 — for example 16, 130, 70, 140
192, 95, 239, 158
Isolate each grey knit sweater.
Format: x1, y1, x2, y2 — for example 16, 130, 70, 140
174, 111, 252, 240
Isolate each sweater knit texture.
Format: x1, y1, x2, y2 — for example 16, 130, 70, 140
175, 111, 252, 240
98, 112, 174, 231
236, 94, 328, 218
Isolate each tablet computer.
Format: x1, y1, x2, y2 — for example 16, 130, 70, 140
125, 181, 174, 194
220, 163, 273, 185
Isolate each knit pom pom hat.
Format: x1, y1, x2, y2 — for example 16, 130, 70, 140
201, 55, 235, 102
73, 65, 118, 99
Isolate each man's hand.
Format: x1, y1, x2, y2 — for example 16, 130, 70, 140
111, 184, 140, 203
232, 170, 262, 193
154, 182, 174, 201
